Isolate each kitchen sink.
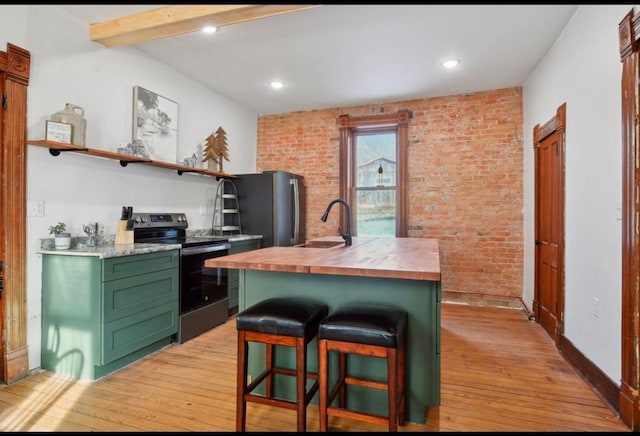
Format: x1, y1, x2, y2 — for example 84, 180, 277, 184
295, 240, 344, 248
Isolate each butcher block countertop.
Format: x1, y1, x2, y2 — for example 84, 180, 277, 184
205, 236, 440, 281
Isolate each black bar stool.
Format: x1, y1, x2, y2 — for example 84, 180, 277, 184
235, 297, 329, 432
317, 303, 408, 432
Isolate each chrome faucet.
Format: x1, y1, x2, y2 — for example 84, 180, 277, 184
321, 199, 352, 246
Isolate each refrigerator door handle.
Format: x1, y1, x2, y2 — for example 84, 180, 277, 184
291, 178, 300, 244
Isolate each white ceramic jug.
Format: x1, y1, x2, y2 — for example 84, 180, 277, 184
50, 103, 86, 146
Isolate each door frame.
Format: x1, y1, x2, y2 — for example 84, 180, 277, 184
618, 9, 640, 430
533, 103, 566, 345
0, 43, 30, 383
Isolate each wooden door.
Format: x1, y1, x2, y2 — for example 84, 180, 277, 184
533, 104, 565, 344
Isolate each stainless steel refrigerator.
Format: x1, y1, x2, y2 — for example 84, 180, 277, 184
233, 170, 305, 247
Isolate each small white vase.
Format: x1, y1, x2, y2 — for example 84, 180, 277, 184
54, 233, 71, 250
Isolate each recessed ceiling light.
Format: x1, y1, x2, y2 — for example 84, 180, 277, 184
202, 26, 218, 34
442, 58, 460, 68
270, 81, 285, 90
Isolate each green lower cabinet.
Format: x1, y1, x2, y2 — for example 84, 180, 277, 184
227, 238, 262, 314
41, 250, 179, 380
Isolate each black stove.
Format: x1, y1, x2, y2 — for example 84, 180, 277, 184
131, 213, 228, 247
131, 212, 231, 344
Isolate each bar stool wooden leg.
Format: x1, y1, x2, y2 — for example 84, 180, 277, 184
266, 343, 274, 398
338, 352, 347, 408
236, 330, 248, 432
387, 347, 398, 432
398, 334, 406, 426
296, 337, 307, 432
319, 339, 329, 432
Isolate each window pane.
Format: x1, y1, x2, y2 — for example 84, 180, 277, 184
356, 188, 396, 237
356, 133, 396, 187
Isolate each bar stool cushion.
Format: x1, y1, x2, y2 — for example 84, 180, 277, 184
236, 297, 329, 339
318, 304, 407, 348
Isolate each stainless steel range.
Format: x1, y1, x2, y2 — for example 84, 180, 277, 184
132, 212, 231, 344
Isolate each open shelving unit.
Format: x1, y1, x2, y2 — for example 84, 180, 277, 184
27, 140, 235, 179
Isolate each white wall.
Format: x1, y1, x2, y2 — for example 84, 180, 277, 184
1, 5, 258, 370
523, 5, 631, 383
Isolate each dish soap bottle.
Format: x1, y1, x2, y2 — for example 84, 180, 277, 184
50, 103, 86, 146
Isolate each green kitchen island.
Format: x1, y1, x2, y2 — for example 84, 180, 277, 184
205, 236, 441, 424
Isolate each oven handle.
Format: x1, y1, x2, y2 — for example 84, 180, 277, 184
181, 243, 231, 256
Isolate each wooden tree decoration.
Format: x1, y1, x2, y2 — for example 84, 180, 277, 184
202, 126, 230, 171
202, 133, 217, 169
214, 126, 230, 170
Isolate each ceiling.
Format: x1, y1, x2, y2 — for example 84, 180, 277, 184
58, 4, 578, 115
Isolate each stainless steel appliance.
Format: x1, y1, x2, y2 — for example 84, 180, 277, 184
132, 212, 231, 344
233, 170, 305, 247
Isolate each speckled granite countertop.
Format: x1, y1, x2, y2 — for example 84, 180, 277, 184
37, 232, 262, 259
38, 243, 181, 259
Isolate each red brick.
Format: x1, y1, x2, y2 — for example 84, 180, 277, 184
257, 87, 523, 299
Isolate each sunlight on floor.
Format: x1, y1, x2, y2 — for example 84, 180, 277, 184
0, 374, 86, 431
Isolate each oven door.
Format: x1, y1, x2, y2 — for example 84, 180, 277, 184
179, 243, 230, 315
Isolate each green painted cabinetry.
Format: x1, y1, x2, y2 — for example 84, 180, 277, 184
227, 238, 262, 314
41, 249, 179, 380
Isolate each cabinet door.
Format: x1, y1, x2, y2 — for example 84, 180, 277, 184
102, 267, 179, 363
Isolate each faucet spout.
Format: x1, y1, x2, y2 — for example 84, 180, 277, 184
321, 199, 352, 246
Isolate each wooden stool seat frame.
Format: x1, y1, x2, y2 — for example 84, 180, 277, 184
236, 329, 320, 432
318, 335, 407, 431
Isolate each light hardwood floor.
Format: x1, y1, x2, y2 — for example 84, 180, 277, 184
0, 303, 630, 432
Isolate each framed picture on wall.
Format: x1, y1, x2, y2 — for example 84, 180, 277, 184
132, 85, 178, 163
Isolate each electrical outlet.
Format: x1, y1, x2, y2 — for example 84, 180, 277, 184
592, 297, 600, 318
27, 200, 45, 217
247, 375, 251, 384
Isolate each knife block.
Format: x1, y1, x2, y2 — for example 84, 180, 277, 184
115, 220, 133, 245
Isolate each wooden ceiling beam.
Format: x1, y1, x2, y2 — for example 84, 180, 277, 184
90, 4, 320, 48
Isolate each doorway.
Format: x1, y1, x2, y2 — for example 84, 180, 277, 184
533, 103, 566, 344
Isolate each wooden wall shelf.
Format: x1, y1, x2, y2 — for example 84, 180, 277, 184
28, 140, 234, 179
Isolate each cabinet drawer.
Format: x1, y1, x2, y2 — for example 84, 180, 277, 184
102, 302, 178, 364
103, 268, 178, 323
103, 250, 179, 282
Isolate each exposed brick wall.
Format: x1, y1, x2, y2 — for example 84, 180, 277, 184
257, 87, 524, 299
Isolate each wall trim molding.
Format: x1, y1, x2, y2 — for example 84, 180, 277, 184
559, 334, 620, 417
